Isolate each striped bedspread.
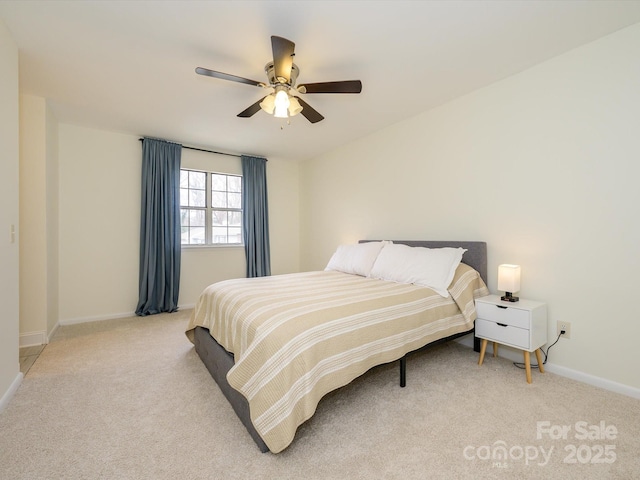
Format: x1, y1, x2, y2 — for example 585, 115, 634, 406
186, 263, 488, 453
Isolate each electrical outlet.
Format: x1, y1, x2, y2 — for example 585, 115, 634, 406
557, 320, 571, 339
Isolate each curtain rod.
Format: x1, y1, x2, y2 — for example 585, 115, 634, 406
138, 138, 244, 159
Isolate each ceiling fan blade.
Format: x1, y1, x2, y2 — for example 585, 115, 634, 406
196, 67, 264, 87
297, 80, 362, 94
271, 36, 295, 84
237, 97, 266, 118
296, 97, 324, 124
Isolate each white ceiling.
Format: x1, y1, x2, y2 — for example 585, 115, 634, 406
2, 1, 640, 162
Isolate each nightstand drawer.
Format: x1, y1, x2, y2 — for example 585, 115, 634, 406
476, 302, 530, 329
476, 318, 530, 349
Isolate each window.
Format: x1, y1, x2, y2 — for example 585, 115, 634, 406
180, 169, 243, 246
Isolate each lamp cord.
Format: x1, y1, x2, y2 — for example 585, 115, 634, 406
512, 331, 562, 370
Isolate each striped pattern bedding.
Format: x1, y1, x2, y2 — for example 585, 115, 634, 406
186, 263, 488, 453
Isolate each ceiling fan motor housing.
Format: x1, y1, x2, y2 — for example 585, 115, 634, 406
265, 62, 300, 87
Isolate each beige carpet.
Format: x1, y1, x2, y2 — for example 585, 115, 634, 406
1, 310, 638, 480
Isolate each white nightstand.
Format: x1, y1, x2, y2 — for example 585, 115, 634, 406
475, 294, 548, 383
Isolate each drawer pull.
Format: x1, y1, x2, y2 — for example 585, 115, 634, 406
497, 322, 508, 327
496, 305, 508, 309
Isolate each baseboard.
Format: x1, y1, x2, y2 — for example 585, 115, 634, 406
19, 330, 47, 348
47, 322, 59, 343
59, 311, 136, 326
544, 363, 640, 400
0, 372, 23, 413
20, 322, 61, 347
59, 305, 193, 326
455, 337, 640, 399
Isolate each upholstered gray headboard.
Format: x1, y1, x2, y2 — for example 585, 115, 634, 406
359, 240, 488, 284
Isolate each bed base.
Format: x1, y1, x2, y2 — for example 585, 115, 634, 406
194, 325, 270, 452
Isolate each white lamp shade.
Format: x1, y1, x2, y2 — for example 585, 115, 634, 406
498, 264, 521, 293
259, 94, 275, 114
288, 96, 303, 116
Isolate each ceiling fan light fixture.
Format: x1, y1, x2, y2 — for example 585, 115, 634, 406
288, 96, 303, 116
259, 94, 275, 114
274, 105, 288, 118
273, 87, 290, 118
199, 36, 361, 124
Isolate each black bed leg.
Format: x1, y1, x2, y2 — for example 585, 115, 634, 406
399, 355, 407, 388
474, 335, 481, 353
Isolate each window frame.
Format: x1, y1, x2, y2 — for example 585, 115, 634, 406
180, 168, 244, 248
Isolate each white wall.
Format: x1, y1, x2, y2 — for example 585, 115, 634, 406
58, 125, 300, 322
19, 94, 59, 345
58, 126, 141, 323
46, 102, 59, 337
19, 95, 47, 336
20, 95, 49, 346
300, 24, 640, 390
0, 19, 21, 409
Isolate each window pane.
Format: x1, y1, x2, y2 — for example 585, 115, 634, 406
181, 227, 190, 244
211, 174, 226, 191
180, 209, 190, 226
228, 227, 242, 243
189, 189, 206, 207
180, 188, 189, 207
189, 209, 205, 226
212, 210, 227, 226
189, 171, 206, 189
228, 192, 242, 209
180, 171, 189, 188
190, 227, 206, 244
229, 211, 241, 226
212, 227, 228, 244
228, 176, 242, 193
212, 191, 227, 208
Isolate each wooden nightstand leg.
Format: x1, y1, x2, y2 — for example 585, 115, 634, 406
493, 342, 498, 357
535, 349, 545, 373
524, 350, 532, 384
478, 339, 488, 366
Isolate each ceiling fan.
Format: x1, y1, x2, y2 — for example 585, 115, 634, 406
196, 36, 362, 124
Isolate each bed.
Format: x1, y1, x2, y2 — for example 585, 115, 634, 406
186, 240, 488, 453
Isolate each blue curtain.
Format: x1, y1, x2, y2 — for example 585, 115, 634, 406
241, 155, 271, 277
136, 138, 182, 316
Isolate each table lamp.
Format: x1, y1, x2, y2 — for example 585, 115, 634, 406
498, 264, 521, 302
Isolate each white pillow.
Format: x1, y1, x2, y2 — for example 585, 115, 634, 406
369, 244, 467, 297
325, 241, 390, 277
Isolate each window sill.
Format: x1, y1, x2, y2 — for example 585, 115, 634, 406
181, 244, 244, 250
